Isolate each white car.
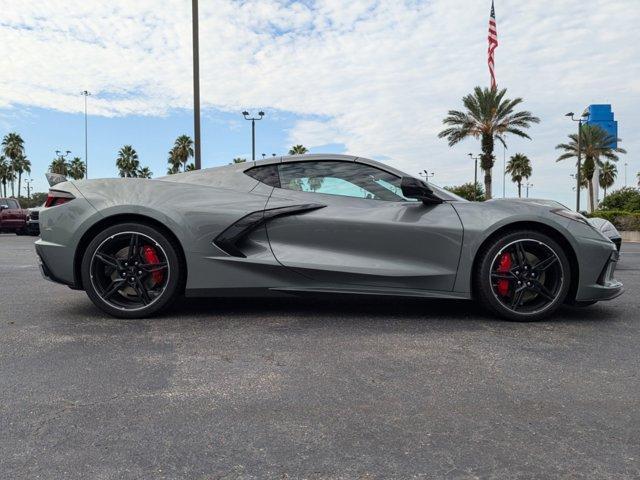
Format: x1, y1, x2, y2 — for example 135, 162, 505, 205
26, 203, 44, 236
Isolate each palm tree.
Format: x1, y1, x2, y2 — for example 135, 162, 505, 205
232, 157, 247, 164
2, 132, 25, 197
185, 163, 196, 171
556, 124, 626, 211
598, 161, 617, 198
287, 178, 303, 190
438, 87, 540, 199
166, 147, 181, 174
68, 157, 86, 180
0, 156, 10, 196
288, 145, 308, 155
137, 166, 153, 178
505, 153, 532, 198
172, 135, 194, 172
5, 169, 16, 196
49, 156, 69, 176
14, 154, 31, 198
116, 145, 140, 178
308, 177, 324, 192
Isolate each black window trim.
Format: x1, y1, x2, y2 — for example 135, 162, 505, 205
244, 164, 281, 188
277, 159, 410, 202
244, 159, 410, 201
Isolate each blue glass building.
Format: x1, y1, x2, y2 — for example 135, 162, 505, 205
584, 104, 618, 148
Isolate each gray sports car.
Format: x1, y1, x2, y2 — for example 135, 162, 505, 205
35, 154, 623, 321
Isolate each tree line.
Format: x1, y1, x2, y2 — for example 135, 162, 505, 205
1, 95, 631, 209
0, 132, 312, 198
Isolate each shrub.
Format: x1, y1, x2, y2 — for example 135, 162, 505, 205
588, 210, 640, 231
599, 187, 640, 212
18, 192, 48, 208
445, 182, 485, 201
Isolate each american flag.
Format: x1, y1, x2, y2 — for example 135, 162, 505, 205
488, 0, 498, 90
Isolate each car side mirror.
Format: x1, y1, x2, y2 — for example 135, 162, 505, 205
0, 204, 8, 211
400, 177, 443, 204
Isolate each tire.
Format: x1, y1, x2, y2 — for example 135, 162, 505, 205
474, 230, 571, 321
81, 222, 183, 318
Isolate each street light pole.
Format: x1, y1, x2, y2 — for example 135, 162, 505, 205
55, 150, 71, 160
566, 111, 589, 211
525, 182, 533, 198
192, 0, 202, 170
469, 153, 480, 201
501, 137, 507, 198
419, 170, 435, 182
25, 178, 33, 199
81, 91, 91, 178
242, 111, 265, 161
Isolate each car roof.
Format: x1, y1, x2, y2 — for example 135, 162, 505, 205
249, 154, 410, 178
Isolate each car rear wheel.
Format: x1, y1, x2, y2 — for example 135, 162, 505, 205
81, 223, 183, 318
474, 230, 571, 321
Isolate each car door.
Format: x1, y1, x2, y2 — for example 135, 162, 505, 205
263, 159, 464, 291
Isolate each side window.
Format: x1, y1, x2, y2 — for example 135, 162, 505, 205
244, 165, 280, 188
277, 161, 415, 201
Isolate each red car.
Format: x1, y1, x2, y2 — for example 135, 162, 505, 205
0, 198, 28, 235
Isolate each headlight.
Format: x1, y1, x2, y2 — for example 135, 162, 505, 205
600, 222, 617, 234
551, 208, 590, 225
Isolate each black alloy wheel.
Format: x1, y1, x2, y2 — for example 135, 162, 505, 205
475, 231, 571, 321
81, 223, 183, 318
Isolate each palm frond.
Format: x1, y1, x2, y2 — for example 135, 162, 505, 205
503, 127, 532, 139
556, 153, 575, 162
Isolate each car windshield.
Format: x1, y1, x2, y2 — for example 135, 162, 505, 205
0, 198, 19, 209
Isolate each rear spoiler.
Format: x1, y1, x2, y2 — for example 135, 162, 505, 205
46, 172, 68, 187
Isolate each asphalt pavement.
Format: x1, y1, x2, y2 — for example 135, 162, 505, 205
1, 233, 639, 479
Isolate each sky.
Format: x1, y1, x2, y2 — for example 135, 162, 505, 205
1, 0, 639, 206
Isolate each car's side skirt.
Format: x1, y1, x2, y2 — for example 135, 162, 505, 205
185, 285, 472, 300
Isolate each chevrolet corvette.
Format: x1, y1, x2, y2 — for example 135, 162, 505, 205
35, 154, 623, 320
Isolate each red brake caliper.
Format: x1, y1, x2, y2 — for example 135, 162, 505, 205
142, 245, 164, 285
496, 252, 512, 296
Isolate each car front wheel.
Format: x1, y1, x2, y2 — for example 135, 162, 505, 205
474, 230, 571, 321
81, 223, 183, 318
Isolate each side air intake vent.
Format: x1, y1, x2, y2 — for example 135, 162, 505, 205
213, 204, 326, 258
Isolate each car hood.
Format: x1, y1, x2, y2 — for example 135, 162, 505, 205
486, 198, 568, 209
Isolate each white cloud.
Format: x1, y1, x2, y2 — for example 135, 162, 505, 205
1, 0, 639, 204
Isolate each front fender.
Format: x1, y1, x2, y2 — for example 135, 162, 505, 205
450, 202, 575, 294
